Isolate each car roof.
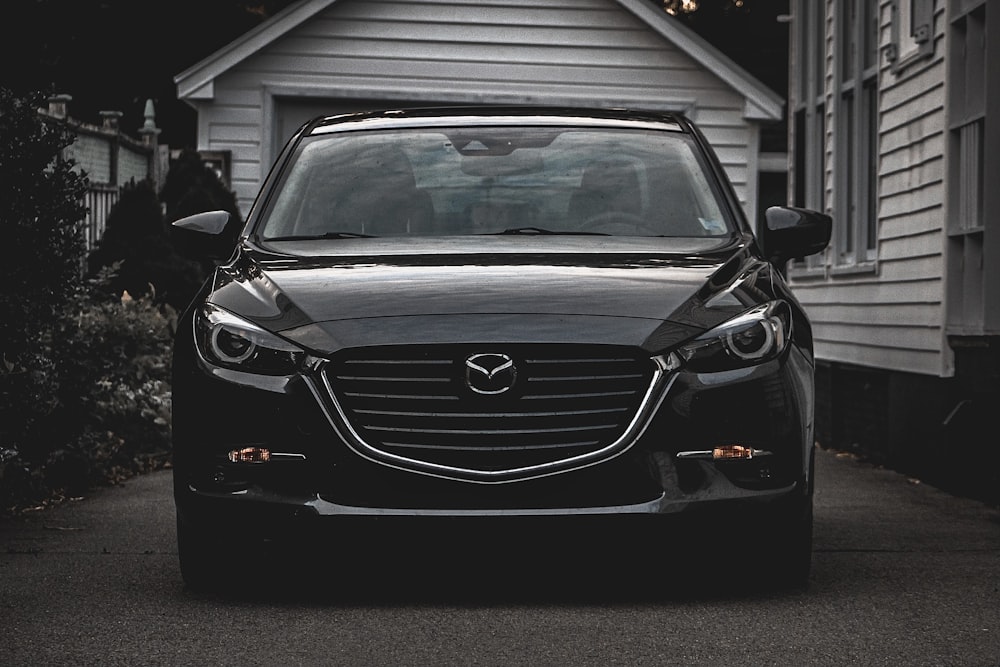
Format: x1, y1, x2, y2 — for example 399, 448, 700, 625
305, 106, 689, 137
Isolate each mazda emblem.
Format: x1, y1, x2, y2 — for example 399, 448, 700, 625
465, 353, 517, 395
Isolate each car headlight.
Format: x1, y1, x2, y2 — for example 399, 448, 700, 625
194, 304, 304, 375
676, 301, 791, 372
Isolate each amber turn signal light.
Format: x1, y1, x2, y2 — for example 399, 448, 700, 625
712, 444, 756, 460
228, 447, 271, 463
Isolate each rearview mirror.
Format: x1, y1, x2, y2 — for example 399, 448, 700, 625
460, 153, 544, 177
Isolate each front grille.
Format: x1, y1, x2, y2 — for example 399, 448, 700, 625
320, 344, 656, 476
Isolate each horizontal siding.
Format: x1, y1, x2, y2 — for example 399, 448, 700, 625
328, 0, 636, 27
794, 276, 941, 305
814, 340, 944, 376
879, 180, 944, 220
301, 20, 668, 50
880, 130, 943, 178
200, 0, 751, 212
251, 54, 718, 91
791, 0, 949, 378
878, 228, 942, 262
814, 321, 942, 352
806, 301, 943, 328
877, 253, 944, 282
880, 205, 943, 237
879, 148, 943, 194
278, 35, 676, 65
879, 107, 945, 155
879, 60, 946, 118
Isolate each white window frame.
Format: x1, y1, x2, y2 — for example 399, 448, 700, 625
888, 0, 935, 71
834, 0, 880, 269
790, 0, 829, 273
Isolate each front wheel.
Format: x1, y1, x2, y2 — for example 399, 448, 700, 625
756, 497, 813, 590
176, 516, 241, 593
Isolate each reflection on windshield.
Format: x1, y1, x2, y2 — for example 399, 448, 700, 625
258, 127, 731, 240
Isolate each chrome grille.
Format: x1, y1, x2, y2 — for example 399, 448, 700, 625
321, 345, 656, 475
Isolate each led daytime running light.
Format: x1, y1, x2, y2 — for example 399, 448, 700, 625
195, 304, 304, 375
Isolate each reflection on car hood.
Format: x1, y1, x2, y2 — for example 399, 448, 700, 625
207, 236, 773, 353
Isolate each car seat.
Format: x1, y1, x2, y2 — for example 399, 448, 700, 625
567, 158, 642, 223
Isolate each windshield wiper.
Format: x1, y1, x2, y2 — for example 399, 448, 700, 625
262, 231, 375, 241
493, 226, 609, 236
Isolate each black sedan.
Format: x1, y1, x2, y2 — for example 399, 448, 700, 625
170, 106, 831, 591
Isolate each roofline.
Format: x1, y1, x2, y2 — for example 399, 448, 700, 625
174, 0, 336, 99
614, 0, 784, 121
175, 0, 784, 121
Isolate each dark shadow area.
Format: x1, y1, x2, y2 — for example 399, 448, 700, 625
180, 518, 809, 606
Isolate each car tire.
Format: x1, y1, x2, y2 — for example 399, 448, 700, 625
758, 497, 813, 590
176, 516, 233, 593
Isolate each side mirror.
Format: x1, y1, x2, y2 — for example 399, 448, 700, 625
761, 206, 832, 268
170, 210, 233, 261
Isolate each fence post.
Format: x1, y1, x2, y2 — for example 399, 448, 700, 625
47, 93, 72, 119
139, 99, 163, 190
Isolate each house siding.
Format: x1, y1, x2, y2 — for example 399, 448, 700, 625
790, 0, 949, 378
787, 1, 1000, 505
189, 0, 757, 217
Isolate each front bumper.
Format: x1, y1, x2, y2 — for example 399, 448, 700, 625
173, 351, 813, 539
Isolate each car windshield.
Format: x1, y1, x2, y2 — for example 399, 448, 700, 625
257, 126, 732, 240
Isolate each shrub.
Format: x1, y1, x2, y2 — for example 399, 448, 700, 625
0, 267, 175, 513
88, 148, 244, 314
41, 270, 174, 496
0, 87, 89, 509
0, 90, 175, 514
0, 87, 87, 367
87, 178, 208, 312
160, 147, 243, 253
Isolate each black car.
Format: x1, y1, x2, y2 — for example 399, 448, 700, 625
171, 106, 831, 591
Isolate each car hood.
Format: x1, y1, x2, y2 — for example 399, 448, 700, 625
207, 236, 776, 354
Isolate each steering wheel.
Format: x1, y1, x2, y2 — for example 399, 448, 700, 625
579, 211, 661, 236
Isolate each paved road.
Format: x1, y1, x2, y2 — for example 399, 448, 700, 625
2, 448, 998, 666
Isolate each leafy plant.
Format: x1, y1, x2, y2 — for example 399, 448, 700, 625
0, 87, 87, 364
0, 89, 175, 514
87, 178, 209, 312
1, 87, 88, 506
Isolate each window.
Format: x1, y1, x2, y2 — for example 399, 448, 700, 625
945, 0, 994, 334
259, 128, 730, 239
791, 0, 828, 270
948, 3, 986, 234
835, 0, 880, 266
888, 0, 935, 70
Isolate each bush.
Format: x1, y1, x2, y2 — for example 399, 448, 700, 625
0, 89, 175, 514
42, 270, 174, 496
88, 148, 243, 313
0, 266, 175, 513
0, 87, 87, 366
1, 87, 89, 510
160, 148, 241, 223
87, 179, 208, 312
160, 147, 243, 252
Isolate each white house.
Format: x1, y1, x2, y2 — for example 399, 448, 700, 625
787, 0, 998, 498
174, 0, 784, 223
